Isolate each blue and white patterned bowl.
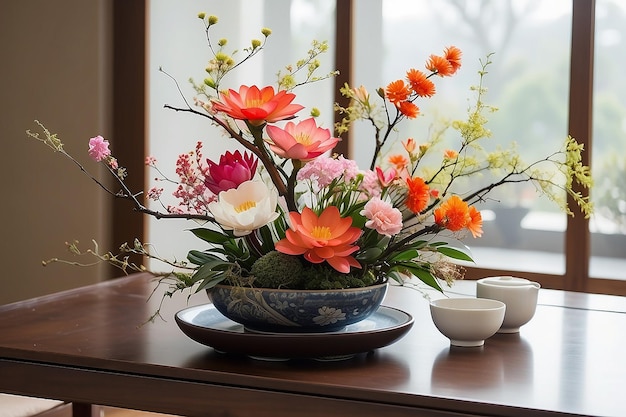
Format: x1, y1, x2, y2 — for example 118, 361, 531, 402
207, 283, 388, 333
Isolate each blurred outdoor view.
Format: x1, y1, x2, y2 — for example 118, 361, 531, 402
148, 0, 625, 280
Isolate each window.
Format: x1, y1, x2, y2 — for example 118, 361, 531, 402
145, 0, 626, 294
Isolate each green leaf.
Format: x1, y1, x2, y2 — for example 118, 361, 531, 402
395, 263, 444, 292
437, 246, 474, 262
189, 228, 230, 244
390, 249, 420, 262
258, 225, 275, 253
187, 250, 223, 266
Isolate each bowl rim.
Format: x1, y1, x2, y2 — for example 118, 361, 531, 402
211, 281, 388, 294
430, 297, 505, 311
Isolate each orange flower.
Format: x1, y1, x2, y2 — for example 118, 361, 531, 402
426, 55, 454, 77
402, 138, 416, 154
388, 154, 408, 171
275, 206, 362, 273
444, 149, 458, 159
397, 101, 419, 119
434, 195, 470, 231
212, 85, 304, 126
405, 176, 430, 214
444, 46, 462, 74
406, 69, 436, 97
385, 80, 411, 104
467, 206, 483, 238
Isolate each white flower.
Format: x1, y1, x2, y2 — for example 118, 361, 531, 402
208, 180, 279, 236
313, 306, 346, 326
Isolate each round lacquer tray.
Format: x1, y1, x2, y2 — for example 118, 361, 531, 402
175, 304, 413, 359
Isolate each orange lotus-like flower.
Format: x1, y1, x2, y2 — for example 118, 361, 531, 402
212, 85, 304, 126
405, 176, 430, 214
275, 206, 362, 273
434, 195, 471, 231
467, 205, 483, 238
385, 80, 411, 104
406, 69, 436, 97
444, 149, 458, 159
265, 118, 340, 161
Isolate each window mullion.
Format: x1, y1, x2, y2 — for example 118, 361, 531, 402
566, 0, 595, 291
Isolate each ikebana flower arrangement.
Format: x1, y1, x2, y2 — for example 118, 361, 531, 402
27, 13, 592, 326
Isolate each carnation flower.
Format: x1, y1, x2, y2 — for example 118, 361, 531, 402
361, 198, 403, 236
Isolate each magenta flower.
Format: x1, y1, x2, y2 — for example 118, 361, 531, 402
204, 150, 258, 195
361, 198, 403, 236
266, 118, 340, 161
88, 135, 111, 162
375, 166, 397, 187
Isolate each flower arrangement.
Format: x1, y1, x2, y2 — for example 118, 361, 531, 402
27, 13, 592, 320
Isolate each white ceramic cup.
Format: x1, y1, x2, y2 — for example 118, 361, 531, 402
476, 276, 540, 333
430, 297, 506, 347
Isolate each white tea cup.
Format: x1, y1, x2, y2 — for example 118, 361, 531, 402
476, 276, 540, 333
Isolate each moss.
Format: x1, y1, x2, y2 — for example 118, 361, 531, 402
248, 251, 382, 290
250, 251, 303, 288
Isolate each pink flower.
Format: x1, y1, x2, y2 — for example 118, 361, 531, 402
145, 156, 157, 166
204, 150, 258, 195
88, 135, 110, 162
361, 198, 403, 236
297, 156, 359, 188
147, 187, 163, 201
375, 166, 397, 187
359, 169, 382, 198
266, 118, 340, 161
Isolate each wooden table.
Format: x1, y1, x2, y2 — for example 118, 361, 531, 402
1, 272, 625, 417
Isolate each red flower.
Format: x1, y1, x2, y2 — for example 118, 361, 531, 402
204, 150, 258, 195
467, 206, 483, 238
426, 55, 454, 77
397, 101, 420, 119
406, 69, 436, 97
434, 195, 470, 231
385, 80, 411, 104
444, 46, 462, 74
212, 85, 304, 126
405, 176, 430, 214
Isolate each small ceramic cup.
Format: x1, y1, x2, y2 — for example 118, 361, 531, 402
430, 298, 506, 347
476, 276, 540, 333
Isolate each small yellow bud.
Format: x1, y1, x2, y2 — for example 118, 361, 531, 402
251, 39, 261, 49
218, 38, 228, 47
197, 12, 206, 19
310, 108, 321, 117
215, 52, 229, 62
376, 87, 385, 99
204, 78, 216, 88
261, 27, 272, 37
208, 15, 218, 25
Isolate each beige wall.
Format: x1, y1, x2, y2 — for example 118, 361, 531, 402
0, 1, 113, 304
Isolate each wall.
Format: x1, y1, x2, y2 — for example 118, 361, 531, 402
0, 1, 112, 304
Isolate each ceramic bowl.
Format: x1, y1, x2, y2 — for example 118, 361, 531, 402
476, 276, 540, 333
207, 283, 388, 333
430, 298, 505, 347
